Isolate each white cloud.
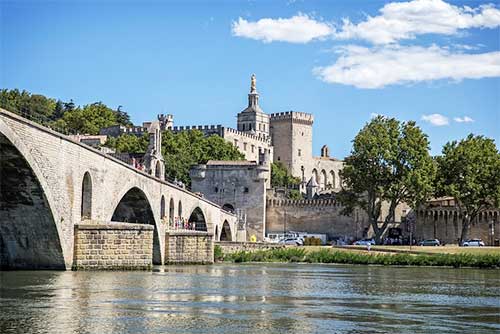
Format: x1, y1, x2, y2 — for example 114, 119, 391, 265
422, 113, 449, 126
454, 116, 474, 123
370, 112, 381, 118
231, 14, 333, 43
313, 45, 500, 89
335, 0, 500, 44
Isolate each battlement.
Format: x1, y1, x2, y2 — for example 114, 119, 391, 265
170, 124, 223, 134
417, 207, 499, 220
269, 111, 314, 124
223, 127, 271, 144
267, 198, 340, 207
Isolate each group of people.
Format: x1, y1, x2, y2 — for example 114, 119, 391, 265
166, 217, 196, 230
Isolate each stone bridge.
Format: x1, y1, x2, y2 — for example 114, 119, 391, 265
0, 109, 239, 269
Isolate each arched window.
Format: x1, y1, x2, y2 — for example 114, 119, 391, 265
312, 169, 318, 183
330, 171, 336, 189
160, 195, 166, 219
81, 172, 92, 220
320, 169, 327, 189
222, 203, 235, 213
155, 161, 161, 178
169, 198, 175, 223
178, 200, 182, 218
220, 220, 232, 241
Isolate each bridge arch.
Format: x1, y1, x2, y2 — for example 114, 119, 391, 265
188, 207, 207, 231
110, 186, 162, 265
81, 171, 92, 220
219, 220, 232, 241
0, 123, 67, 269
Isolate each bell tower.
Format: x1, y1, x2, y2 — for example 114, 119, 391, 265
237, 74, 270, 138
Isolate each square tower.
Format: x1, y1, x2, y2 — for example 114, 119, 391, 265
269, 111, 314, 180
237, 74, 270, 139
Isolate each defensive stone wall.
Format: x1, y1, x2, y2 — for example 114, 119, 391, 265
215, 241, 283, 254
73, 223, 153, 270
266, 198, 369, 241
269, 111, 314, 124
165, 231, 214, 264
415, 208, 500, 245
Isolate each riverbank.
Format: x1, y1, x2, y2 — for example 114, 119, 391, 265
217, 246, 500, 268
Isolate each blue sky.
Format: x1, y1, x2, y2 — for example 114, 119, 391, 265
1, 0, 499, 159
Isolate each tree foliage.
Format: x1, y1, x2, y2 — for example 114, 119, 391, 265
105, 134, 149, 153
435, 134, 500, 243
0, 89, 132, 134
271, 162, 301, 188
339, 116, 436, 243
161, 130, 244, 185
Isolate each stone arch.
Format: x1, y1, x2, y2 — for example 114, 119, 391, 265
312, 169, 318, 183
188, 207, 207, 231
178, 200, 183, 218
320, 169, 327, 189
0, 128, 66, 269
169, 197, 175, 223
160, 195, 166, 219
81, 171, 92, 220
220, 220, 232, 241
330, 170, 336, 189
222, 203, 235, 213
110, 186, 161, 265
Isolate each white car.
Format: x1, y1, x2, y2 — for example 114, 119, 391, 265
279, 238, 304, 246
462, 239, 485, 247
354, 239, 375, 246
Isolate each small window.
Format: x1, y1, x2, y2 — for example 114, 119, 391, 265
243, 142, 247, 150
277, 156, 281, 161
298, 149, 301, 157
234, 139, 238, 147
214, 187, 218, 193
244, 187, 249, 193
251, 145, 255, 153
301, 132, 304, 136
263, 124, 266, 132
242, 124, 246, 131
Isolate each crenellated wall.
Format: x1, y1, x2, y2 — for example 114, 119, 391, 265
414, 208, 500, 245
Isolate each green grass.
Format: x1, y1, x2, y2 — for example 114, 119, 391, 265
222, 247, 500, 268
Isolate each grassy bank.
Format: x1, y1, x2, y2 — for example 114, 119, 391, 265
219, 247, 500, 269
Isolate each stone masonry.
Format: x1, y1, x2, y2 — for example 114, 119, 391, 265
73, 223, 153, 270
165, 231, 214, 264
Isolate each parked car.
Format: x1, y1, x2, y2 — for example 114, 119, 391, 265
354, 238, 376, 246
419, 239, 440, 246
279, 238, 304, 246
462, 239, 485, 247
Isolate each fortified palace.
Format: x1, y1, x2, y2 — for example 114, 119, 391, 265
92, 75, 498, 244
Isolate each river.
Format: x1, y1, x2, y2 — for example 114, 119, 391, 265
1, 264, 499, 334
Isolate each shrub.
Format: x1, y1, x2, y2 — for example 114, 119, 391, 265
214, 245, 223, 262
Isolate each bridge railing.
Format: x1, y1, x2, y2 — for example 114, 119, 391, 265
9, 110, 79, 135
164, 217, 197, 231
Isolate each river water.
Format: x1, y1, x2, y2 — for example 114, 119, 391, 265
1, 264, 499, 334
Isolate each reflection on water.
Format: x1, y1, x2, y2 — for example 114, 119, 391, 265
1, 264, 499, 334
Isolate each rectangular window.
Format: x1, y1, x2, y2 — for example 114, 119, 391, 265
298, 149, 301, 157
251, 145, 255, 153
244, 187, 249, 193
243, 142, 247, 150
234, 139, 238, 147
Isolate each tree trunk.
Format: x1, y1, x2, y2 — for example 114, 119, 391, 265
459, 216, 470, 245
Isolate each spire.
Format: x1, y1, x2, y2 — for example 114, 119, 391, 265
248, 74, 259, 108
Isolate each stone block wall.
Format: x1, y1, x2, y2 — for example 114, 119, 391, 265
215, 241, 283, 254
73, 223, 153, 270
165, 231, 213, 264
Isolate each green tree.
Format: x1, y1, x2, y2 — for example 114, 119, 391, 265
339, 116, 435, 243
62, 102, 118, 135
105, 134, 149, 153
271, 162, 300, 188
161, 130, 244, 185
435, 134, 500, 243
